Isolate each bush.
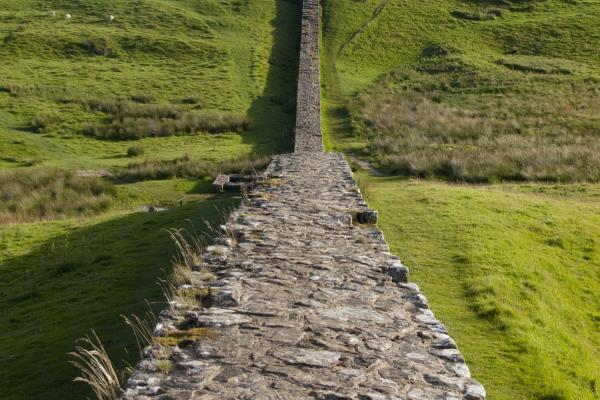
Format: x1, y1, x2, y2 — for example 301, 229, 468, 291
115, 154, 271, 182
130, 93, 155, 104
178, 96, 202, 106
126, 146, 144, 157
84, 37, 120, 57
0, 168, 115, 223
31, 113, 60, 132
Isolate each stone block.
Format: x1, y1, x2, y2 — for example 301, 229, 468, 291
388, 261, 409, 283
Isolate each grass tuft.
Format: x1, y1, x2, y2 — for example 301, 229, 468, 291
126, 145, 144, 158
69, 330, 121, 400
0, 168, 114, 224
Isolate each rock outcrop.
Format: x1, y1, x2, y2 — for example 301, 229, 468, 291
122, 0, 485, 398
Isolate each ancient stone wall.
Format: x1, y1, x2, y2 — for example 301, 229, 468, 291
122, 1, 486, 398
294, 0, 323, 152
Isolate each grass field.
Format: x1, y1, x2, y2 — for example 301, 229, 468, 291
364, 177, 600, 400
0, 182, 238, 400
322, 0, 600, 399
0, 1, 300, 399
0, 0, 300, 169
3, 0, 600, 399
322, 0, 600, 182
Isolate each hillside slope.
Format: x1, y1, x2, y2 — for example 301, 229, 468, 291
323, 0, 600, 182
1, 0, 300, 169
323, 1, 600, 399
0, 1, 300, 399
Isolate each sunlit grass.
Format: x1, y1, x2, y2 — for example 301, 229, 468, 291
365, 176, 600, 399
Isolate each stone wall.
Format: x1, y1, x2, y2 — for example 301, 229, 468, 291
121, 1, 486, 398
294, 0, 323, 153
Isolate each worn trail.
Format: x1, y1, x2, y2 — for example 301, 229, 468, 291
123, 0, 485, 398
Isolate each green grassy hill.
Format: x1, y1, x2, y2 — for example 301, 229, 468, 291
0, 1, 300, 399
1, 0, 299, 169
323, 1, 600, 399
2, 1, 600, 399
323, 0, 600, 182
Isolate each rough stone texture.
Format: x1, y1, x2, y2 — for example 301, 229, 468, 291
294, 0, 323, 152
121, 0, 485, 398
123, 153, 485, 399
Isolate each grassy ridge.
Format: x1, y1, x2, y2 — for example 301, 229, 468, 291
0, 0, 300, 169
366, 177, 600, 400
0, 1, 300, 399
323, 0, 600, 97
323, 0, 600, 398
322, 0, 600, 182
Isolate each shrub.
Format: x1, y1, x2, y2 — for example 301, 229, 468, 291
31, 113, 60, 132
84, 37, 120, 57
178, 96, 202, 106
0, 168, 115, 223
126, 146, 144, 157
130, 93, 155, 104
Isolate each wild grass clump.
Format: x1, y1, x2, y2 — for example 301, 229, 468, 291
130, 92, 155, 104
349, 69, 600, 183
31, 113, 61, 132
77, 97, 250, 140
178, 96, 202, 106
451, 9, 502, 21
83, 99, 181, 118
116, 154, 270, 182
84, 37, 121, 57
1, 82, 78, 99
84, 113, 251, 140
126, 145, 144, 157
69, 330, 121, 400
0, 168, 114, 224
355, 175, 372, 202
495, 57, 574, 75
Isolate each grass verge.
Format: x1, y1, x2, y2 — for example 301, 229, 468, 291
364, 175, 600, 400
0, 186, 237, 400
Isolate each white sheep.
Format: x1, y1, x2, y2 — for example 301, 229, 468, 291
108, 15, 115, 22
48, 11, 56, 17
65, 13, 71, 20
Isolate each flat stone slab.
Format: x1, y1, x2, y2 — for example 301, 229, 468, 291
273, 348, 341, 368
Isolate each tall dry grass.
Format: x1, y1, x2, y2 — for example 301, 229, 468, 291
84, 113, 250, 140
115, 154, 270, 182
70, 227, 215, 398
78, 98, 250, 140
0, 168, 114, 224
69, 331, 121, 400
350, 70, 600, 182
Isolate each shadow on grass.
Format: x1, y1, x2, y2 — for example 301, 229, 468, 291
0, 195, 238, 400
244, 0, 301, 155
